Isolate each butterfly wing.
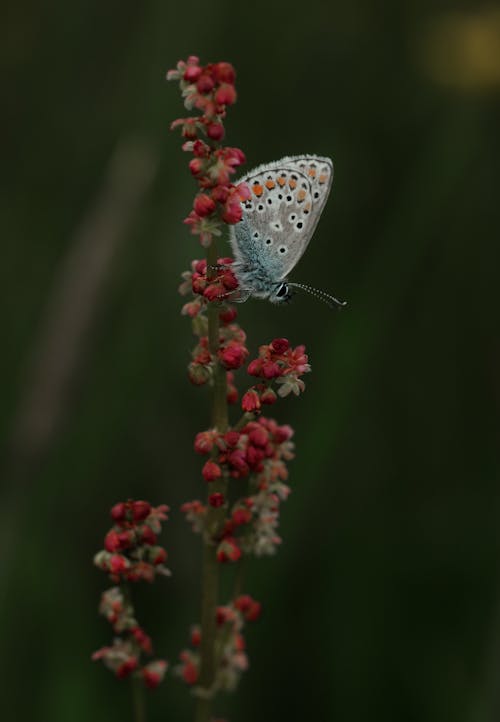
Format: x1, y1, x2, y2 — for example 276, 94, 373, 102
229, 155, 333, 285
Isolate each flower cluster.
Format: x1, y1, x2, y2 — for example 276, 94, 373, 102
242, 338, 311, 410
94, 499, 170, 583
168, 56, 250, 246
92, 500, 169, 689
184, 416, 295, 559
170, 55, 313, 712
176, 595, 261, 693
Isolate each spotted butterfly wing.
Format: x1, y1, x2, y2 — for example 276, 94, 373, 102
229, 155, 333, 302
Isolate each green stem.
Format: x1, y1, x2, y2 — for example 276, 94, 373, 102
195, 241, 229, 722
132, 676, 146, 722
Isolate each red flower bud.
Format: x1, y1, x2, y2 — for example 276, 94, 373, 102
132, 500, 151, 521
224, 430, 240, 447
150, 546, 167, 565
110, 554, 129, 574
110, 502, 127, 522
202, 460, 222, 482
206, 122, 225, 141
194, 193, 216, 217
216, 537, 242, 563
260, 387, 277, 405
191, 627, 201, 646
215, 83, 237, 105
182, 659, 199, 685
196, 73, 215, 93
261, 361, 282, 379
242, 389, 261, 412
116, 657, 138, 679
232, 508, 252, 526
213, 62, 236, 84
247, 359, 263, 376
140, 525, 157, 545
209, 492, 225, 508
271, 338, 290, 354
188, 158, 204, 176
219, 306, 237, 324
104, 530, 122, 552
184, 65, 202, 82
248, 426, 269, 447
194, 430, 216, 455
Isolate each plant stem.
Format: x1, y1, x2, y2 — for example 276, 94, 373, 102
195, 242, 229, 722
132, 675, 146, 722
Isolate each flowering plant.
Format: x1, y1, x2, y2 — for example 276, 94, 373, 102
92, 500, 170, 713
93, 56, 314, 722
168, 56, 311, 722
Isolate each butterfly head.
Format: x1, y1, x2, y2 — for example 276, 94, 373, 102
270, 282, 293, 304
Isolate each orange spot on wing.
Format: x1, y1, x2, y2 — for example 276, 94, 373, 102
304, 202, 312, 211
277, 176, 286, 187
308, 168, 316, 177
318, 174, 328, 184
289, 179, 297, 189
297, 189, 307, 201
265, 179, 276, 190
252, 184, 264, 197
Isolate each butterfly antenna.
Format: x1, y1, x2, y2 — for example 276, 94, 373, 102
288, 283, 347, 310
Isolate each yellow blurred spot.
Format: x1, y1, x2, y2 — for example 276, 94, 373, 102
422, 7, 500, 90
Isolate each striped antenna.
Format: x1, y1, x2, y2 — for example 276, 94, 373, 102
288, 282, 347, 310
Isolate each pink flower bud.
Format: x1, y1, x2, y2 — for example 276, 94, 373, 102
188, 158, 204, 176
221, 199, 242, 224
194, 430, 216, 454
202, 460, 222, 482
275, 424, 294, 442
219, 343, 248, 370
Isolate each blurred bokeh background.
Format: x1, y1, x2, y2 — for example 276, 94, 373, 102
1, 1, 499, 720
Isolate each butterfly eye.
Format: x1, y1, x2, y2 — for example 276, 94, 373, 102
276, 283, 288, 298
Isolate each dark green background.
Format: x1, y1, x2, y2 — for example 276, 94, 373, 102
2, 1, 499, 720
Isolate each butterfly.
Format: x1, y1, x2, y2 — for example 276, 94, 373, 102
228, 154, 346, 309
